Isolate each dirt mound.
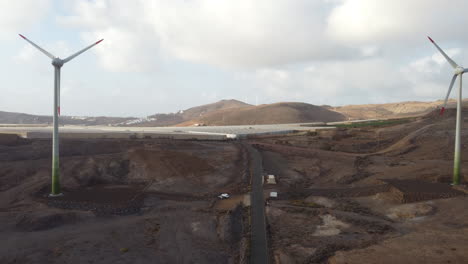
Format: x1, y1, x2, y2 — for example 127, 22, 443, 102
180, 102, 346, 126
58, 143, 239, 194
124, 143, 241, 194
384, 179, 465, 203
386, 202, 436, 220
128, 148, 214, 179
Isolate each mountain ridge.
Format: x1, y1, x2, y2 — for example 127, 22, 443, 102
1, 98, 463, 126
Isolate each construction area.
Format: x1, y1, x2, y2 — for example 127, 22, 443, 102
1, 108, 468, 263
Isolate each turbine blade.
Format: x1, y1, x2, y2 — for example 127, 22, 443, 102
18, 34, 56, 60
427, 36, 459, 69
440, 74, 458, 115
63, 39, 103, 64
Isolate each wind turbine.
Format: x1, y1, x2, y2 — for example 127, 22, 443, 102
19, 34, 103, 196
428, 36, 465, 185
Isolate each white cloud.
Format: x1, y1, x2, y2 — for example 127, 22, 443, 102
59, 0, 368, 70
0, 0, 51, 39
61, 0, 468, 71
248, 53, 458, 106
399, 50, 463, 99
327, 0, 468, 45
5, 0, 468, 116
13, 40, 73, 76
59, 0, 161, 72
59, 0, 468, 71
80, 28, 160, 72
150, 0, 359, 67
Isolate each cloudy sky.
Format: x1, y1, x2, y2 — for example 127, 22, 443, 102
1, 0, 467, 117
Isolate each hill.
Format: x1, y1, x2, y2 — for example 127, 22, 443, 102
2, 99, 465, 127
136, 99, 251, 126
0, 111, 51, 124
177, 102, 346, 126
0, 111, 136, 126
331, 100, 467, 120
0, 100, 250, 127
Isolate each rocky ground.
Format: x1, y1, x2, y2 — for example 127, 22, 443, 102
1, 108, 468, 263
254, 108, 468, 263
0, 138, 250, 264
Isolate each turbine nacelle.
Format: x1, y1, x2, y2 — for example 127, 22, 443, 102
455, 67, 464, 75
52, 58, 64, 68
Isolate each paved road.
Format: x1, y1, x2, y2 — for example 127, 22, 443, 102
244, 143, 269, 264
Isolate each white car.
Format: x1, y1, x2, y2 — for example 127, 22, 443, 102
218, 193, 230, 199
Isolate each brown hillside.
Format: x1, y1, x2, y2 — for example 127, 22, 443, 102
176, 99, 251, 120
140, 99, 251, 126
0, 111, 135, 126
332, 101, 434, 120
178, 102, 346, 126
331, 100, 466, 120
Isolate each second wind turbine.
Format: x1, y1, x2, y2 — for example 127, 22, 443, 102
428, 36, 466, 185
19, 34, 103, 196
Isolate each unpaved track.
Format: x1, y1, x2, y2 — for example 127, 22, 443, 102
243, 142, 269, 264
251, 119, 436, 159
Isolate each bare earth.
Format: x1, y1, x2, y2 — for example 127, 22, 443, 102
253, 108, 468, 263
1, 107, 468, 263
0, 139, 249, 264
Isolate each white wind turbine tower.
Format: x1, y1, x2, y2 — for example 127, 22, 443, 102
19, 34, 103, 196
428, 36, 465, 185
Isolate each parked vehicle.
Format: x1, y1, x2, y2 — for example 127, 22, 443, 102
218, 193, 230, 199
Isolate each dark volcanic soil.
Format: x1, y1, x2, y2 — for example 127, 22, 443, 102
0, 138, 249, 264
253, 108, 468, 263
1, 108, 468, 263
